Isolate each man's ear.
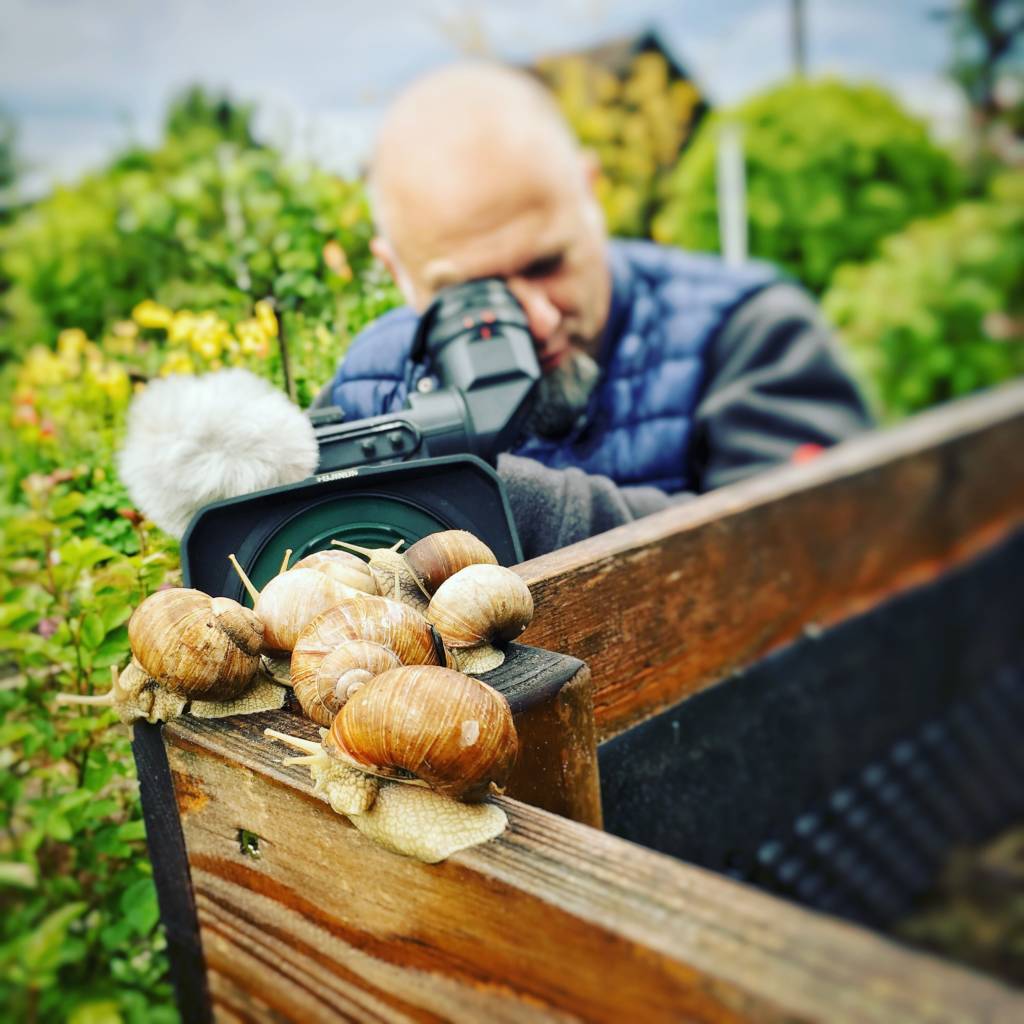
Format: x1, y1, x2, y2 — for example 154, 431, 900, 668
579, 149, 601, 192
370, 236, 419, 307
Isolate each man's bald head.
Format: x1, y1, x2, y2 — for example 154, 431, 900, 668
370, 62, 590, 274
368, 60, 612, 366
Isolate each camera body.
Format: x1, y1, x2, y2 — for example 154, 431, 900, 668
310, 277, 540, 472
182, 279, 540, 600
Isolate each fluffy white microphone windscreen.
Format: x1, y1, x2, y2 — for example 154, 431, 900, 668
117, 369, 319, 538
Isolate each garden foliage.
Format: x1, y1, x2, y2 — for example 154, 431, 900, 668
0, 98, 398, 405
654, 79, 962, 291
824, 172, 1024, 419
0, 95, 398, 1023
540, 50, 703, 238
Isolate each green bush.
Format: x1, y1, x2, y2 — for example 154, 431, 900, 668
823, 173, 1024, 419
654, 79, 961, 291
539, 51, 704, 238
0, 98, 404, 1021
0, 108, 398, 404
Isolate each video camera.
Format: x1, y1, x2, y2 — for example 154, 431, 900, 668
182, 278, 540, 601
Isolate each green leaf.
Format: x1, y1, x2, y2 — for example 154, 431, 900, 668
101, 602, 135, 633
115, 820, 148, 842
81, 612, 107, 650
21, 902, 87, 973
44, 813, 73, 842
0, 861, 37, 889
68, 1001, 124, 1024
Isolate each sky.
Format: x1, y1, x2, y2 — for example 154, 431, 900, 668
0, 0, 965, 197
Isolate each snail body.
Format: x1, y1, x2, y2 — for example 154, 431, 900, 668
57, 660, 188, 724
328, 665, 518, 801
128, 588, 263, 700
332, 539, 429, 611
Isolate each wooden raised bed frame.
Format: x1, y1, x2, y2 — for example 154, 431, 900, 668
135, 382, 1024, 1022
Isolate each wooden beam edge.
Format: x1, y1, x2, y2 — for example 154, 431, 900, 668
163, 722, 1023, 1023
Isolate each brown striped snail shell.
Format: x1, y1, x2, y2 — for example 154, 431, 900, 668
292, 640, 402, 727
128, 588, 263, 700
327, 665, 518, 801
291, 595, 450, 696
404, 530, 498, 595
254, 568, 366, 653
425, 564, 533, 675
291, 550, 377, 594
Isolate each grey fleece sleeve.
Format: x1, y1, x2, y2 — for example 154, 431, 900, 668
689, 282, 874, 490
497, 453, 678, 561
498, 282, 873, 560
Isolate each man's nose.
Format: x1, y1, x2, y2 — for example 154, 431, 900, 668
508, 280, 560, 342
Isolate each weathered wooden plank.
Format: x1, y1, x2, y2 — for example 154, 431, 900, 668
163, 717, 1023, 1024
163, 644, 602, 829
514, 383, 1024, 740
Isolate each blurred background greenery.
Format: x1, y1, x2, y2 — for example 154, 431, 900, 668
0, 2, 1021, 1020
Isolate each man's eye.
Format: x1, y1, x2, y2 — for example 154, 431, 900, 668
522, 254, 564, 279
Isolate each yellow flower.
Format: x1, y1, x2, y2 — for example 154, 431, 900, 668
57, 328, 88, 359
22, 346, 70, 386
254, 300, 279, 338
193, 337, 221, 360
168, 311, 198, 344
105, 320, 139, 357
133, 299, 174, 330
88, 364, 131, 404
190, 312, 228, 359
237, 318, 270, 357
83, 340, 104, 372
160, 351, 196, 377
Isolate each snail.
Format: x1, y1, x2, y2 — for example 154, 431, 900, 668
291, 594, 450, 701
57, 587, 285, 722
264, 664, 516, 861
426, 564, 533, 673
128, 587, 263, 699
229, 552, 365, 653
403, 530, 498, 595
265, 724, 508, 862
328, 665, 518, 801
290, 549, 377, 594
331, 538, 430, 611
291, 639, 402, 726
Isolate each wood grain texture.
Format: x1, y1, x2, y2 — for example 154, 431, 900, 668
163, 717, 1024, 1024
168, 643, 601, 828
514, 383, 1024, 740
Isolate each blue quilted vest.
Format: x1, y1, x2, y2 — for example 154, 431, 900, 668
329, 240, 776, 492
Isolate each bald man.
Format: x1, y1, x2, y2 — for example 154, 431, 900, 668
321, 63, 872, 559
